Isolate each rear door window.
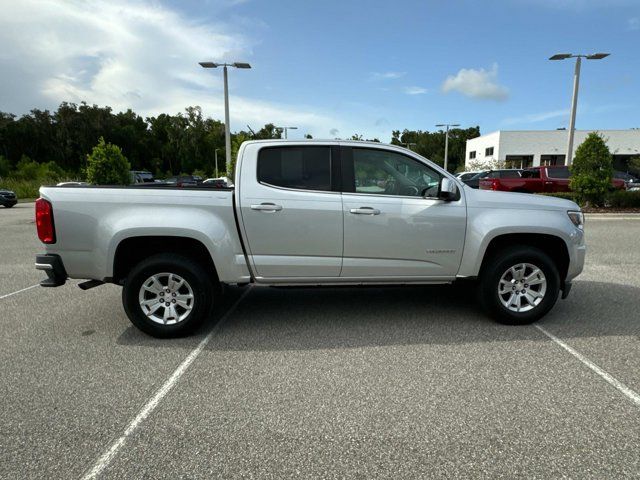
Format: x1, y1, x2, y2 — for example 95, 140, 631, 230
257, 146, 331, 191
547, 167, 571, 179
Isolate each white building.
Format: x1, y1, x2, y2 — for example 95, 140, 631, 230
465, 129, 640, 171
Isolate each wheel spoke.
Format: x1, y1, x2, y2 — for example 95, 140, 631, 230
175, 299, 191, 310
145, 302, 163, 316
141, 298, 159, 307
143, 276, 163, 294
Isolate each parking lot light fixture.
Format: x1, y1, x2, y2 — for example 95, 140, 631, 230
549, 52, 610, 166
436, 123, 460, 172
199, 61, 252, 173
275, 126, 298, 139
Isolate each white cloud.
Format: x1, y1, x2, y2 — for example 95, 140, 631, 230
0, 0, 348, 137
403, 86, 428, 95
441, 63, 509, 101
370, 71, 406, 80
502, 109, 569, 125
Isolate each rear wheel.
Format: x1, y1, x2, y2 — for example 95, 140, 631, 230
122, 253, 214, 338
479, 246, 560, 325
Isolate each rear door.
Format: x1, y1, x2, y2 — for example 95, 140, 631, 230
544, 167, 571, 192
340, 146, 466, 279
238, 144, 344, 279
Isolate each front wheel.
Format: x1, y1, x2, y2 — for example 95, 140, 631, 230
122, 254, 214, 338
479, 246, 560, 325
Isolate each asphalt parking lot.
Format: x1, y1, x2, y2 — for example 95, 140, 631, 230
1, 202, 639, 479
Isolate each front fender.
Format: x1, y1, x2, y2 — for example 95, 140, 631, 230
458, 207, 581, 278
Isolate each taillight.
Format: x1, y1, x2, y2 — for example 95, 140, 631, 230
35, 198, 56, 244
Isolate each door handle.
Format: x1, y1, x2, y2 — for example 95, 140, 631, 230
350, 207, 380, 215
251, 203, 283, 212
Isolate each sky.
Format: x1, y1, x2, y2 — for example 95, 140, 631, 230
0, 0, 638, 141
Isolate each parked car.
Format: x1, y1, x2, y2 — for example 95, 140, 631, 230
455, 171, 483, 182
163, 176, 199, 187
480, 166, 626, 193
0, 189, 17, 208
463, 169, 522, 189
202, 178, 228, 188
56, 181, 90, 187
130, 171, 154, 184
35, 140, 585, 337
614, 170, 640, 190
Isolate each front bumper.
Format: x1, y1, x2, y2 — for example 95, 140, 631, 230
35, 254, 67, 287
0, 198, 17, 207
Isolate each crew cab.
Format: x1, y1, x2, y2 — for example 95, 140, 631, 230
480, 165, 626, 193
35, 140, 586, 338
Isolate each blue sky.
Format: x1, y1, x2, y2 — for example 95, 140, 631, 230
1, 0, 638, 140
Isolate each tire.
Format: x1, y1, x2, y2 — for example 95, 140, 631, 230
479, 246, 560, 325
122, 253, 214, 338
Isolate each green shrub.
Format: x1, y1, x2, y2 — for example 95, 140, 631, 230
0, 178, 55, 199
537, 192, 579, 202
570, 132, 613, 207
0, 156, 10, 178
86, 137, 131, 185
605, 190, 640, 208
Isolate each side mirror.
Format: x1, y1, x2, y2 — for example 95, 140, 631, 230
438, 177, 458, 201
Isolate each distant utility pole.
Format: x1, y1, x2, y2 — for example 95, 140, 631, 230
199, 61, 252, 173
436, 123, 460, 172
214, 148, 220, 177
276, 126, 298, 139
549, 52, 610, 166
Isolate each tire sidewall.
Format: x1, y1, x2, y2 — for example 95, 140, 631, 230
123, 254, 213, 338
481, 247, 560, 325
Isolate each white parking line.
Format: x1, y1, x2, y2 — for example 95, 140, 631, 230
535, 324, 640, 408
0, 284, 39, 300
81, 286, 253, 480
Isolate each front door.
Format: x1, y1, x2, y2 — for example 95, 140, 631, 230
340, 146, 466, 279
238, 144, 343, 278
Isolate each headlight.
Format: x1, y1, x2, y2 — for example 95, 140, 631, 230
568, 210, 584, 230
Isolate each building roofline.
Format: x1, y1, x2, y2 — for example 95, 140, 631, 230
473, 129, 640, 136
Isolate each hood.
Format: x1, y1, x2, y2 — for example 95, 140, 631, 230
0, 189, 15, 194
463, 185, 579, 212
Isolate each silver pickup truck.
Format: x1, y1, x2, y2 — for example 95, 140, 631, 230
35, 140, 585, 337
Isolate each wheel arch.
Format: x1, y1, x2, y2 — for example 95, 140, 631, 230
112, 235, 220, 286
478, 233, 570, 285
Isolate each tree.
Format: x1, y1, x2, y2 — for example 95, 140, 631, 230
570, 132, 613, 206
86, 137, 131, 185
628, 157, 640, 177
391, 126, 480, 171
466, 158, 506, 171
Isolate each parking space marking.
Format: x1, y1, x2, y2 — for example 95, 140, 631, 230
0, 284, 39, 300
535, 325, 640, 407
80, 286, 252, 480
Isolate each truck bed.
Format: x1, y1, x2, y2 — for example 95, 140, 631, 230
38, 185, 250, 283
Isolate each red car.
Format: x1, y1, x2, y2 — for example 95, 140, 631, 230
479, 166, 625, 193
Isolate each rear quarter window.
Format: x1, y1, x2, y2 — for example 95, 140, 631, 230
257, 146, 331, 191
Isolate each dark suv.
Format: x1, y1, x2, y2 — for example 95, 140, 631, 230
0, 189, 18, 208
462, 169, 522, 189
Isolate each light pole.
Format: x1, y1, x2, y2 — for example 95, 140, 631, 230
199, 61, 251, 173
276, 126, 298, 139
549, 52, 609, 166
214, 148, 220, 177
435, 123, 460, 172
